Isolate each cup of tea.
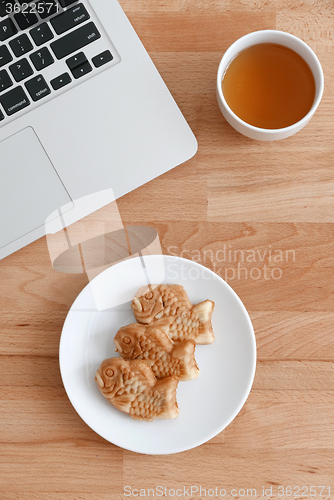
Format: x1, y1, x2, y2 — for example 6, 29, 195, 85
216, 30, 324, 141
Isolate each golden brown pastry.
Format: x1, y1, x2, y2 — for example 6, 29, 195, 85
95, 357, 179, 421
114, 323, 200, 381
131, 284, 215, 344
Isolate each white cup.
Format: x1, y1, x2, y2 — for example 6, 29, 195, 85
216, 30, 324, 141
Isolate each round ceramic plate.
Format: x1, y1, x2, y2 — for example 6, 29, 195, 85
59, 255, 256, 454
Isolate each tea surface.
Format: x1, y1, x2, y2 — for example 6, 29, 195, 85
222, 43, 316, 129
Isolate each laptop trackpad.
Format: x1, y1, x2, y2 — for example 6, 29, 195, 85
0, 127, 72, 249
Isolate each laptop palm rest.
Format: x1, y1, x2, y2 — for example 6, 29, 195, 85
0, 127, 72, 250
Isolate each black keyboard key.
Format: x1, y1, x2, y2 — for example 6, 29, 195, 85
0, 69, 12, 92
71, 60, 92, 79
30, 23, 54, 46
36, 0, 59, 19
0, 45, 13, 67
50, 72, 71, 90
66, 52, 91, 78
51, 3, 89, 35
0, 18, 17, 41
0, 85, 30, 115
0, 0, 16, 17
66, 51, 86, 69
30, 47, 54, 70
0, 108, 4, 120
59, 0, 77, 6
25, 74, 50, 101
9, 34, 33, 57
92, 50, 113, 68
9, 58, 33, 82
71, 60, 91, 79
14, 11, 38, 30
50, 22, 101, 60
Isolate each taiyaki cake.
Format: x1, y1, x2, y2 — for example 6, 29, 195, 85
114, 323, 200, 381
131, 284, 215, 345
95, 357, 179, 421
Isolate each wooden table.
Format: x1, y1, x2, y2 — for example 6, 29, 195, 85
1, 0, 333, 498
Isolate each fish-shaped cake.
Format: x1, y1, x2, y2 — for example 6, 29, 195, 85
114, 323, 200, 381
131, 284, 215, 345
95, 357, 179, 421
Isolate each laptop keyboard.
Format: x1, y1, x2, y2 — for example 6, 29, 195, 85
0, 0, 117, 123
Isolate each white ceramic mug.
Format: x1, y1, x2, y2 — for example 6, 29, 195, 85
216, 30, 324, 141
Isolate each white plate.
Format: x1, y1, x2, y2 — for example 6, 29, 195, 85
59, 255, 256, 454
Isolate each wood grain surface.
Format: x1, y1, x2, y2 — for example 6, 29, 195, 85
1, 0, 334, 499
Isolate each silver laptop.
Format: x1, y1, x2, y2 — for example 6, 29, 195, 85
0, 0, 197, 260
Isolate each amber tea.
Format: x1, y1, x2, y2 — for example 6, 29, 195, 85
222, 43, 316, 129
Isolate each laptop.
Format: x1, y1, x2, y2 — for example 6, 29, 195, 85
0, 0, 197, 261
